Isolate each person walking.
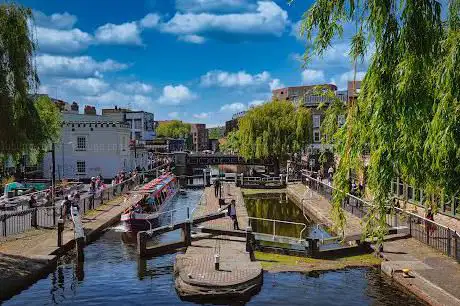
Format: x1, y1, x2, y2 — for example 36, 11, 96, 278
214, 179, 220, 198
61, 196, 72, 221
327, 166, 334, 185
229, 200, 239, 230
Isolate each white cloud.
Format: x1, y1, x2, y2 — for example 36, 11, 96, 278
140, 13, 161, 28
301, 69, 325, 84
60, 78, 109, 96
116, 82, 153, 94
178, 34, 206, 44
193, 112, 211, 119
95, 22, 142, 45
168, 112, 180, 118
220, 102, 246, 112
161, 1, 289, 38
36, 55, 128, 78
33, 11, 78, 30
157, 85, 196, 105
201, 70, 270, 87
175, 0, 253, 12
36, 27, 93, 53
83, 89, 154, 108
248, 100, 265, 107
290, 20, 302, 40
331, 70, 366, 90
269, 78, 284, 91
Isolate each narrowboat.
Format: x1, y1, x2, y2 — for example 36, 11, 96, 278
121, 172, 178, 232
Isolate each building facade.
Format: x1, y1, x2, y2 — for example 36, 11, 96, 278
272, 84, 347, 154
190, 123, 208, 152
42, 113, 148, 180
224, 111, 246, 136
102, 107, 155, 142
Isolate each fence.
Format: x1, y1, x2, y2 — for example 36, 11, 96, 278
301, 173, 460, 262
0, 174, 142, 237
391, 178, 460, 219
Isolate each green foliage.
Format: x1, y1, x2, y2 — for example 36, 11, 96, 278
237, 100, 312, 167
208, 126, 224, 139
0, 3, 61, 165
220, 130, 240, 154
156, 120, 191, 139
0, 3, 40, 155
298, 0, 460, 244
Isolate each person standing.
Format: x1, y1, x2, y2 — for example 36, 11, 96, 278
214, 179, 220, 198
328, 166, 334, 184
61, 196, 72, 221
229, 200, 239, 230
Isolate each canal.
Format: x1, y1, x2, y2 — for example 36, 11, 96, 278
4, 190, 424, 305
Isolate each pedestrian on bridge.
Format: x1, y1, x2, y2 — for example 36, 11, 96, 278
229, 200, 239, 230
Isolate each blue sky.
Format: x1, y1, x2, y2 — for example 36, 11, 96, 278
14, 0, 369, 126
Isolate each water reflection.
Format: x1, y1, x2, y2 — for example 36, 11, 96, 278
245, 193, 331, 240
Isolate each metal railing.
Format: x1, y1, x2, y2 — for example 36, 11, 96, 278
247, 216, 307, 242
301, 173, 460, 262
0, 174, 143, 237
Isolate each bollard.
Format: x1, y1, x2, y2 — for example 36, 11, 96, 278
246, 227, 255, 260
183, 221, 192, 247
137, 231, 147, 257
214, 254, 220, 270
57, 219, 64, 247
76, 237, 85, 262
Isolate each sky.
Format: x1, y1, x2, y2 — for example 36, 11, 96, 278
13, 0, 370, 126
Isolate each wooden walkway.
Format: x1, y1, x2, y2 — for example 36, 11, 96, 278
174, 183, 262, 300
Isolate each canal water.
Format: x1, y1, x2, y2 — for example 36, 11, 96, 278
3, 190, 424, 305
244, 193, 332, 240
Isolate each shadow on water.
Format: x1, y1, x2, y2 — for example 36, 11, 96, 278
3, 189, 424, 306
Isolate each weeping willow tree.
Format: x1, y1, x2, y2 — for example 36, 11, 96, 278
296, 0, 460, 242
0, 3, 61, 168
237, 100, 312, 174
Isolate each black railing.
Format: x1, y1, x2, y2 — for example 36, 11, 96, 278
0, 174, 142, 237
301, 173, 460, 262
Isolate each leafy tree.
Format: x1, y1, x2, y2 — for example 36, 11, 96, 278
156, 120, 191, 139
208, 126, 224, 139
297, 0, 460, 242
220, 130, 240, 154
237, 100, 312, 174
0, 3, 61, 163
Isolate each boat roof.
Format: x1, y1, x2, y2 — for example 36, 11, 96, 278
140, 173, 176, 194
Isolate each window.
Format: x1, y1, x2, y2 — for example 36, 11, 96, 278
76, 136, 86, 151
313, 130, 321, 143
313, 115, 321, 128
76, 161, 86, 174
337, 115, 346, 127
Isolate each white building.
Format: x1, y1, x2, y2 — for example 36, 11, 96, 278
102, 108, 155, 142
42, 113, 148, 180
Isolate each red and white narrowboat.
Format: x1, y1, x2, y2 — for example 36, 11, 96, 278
121, 173, 178, 232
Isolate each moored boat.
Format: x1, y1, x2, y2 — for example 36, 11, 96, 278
121, 173, 178, 232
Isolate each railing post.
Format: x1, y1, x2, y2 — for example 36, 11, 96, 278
408, 215, 412, 236
57, 219, 64, 247
246, 226, 255, 261
31, 208, 38, 228
2, 217, 6, 236
447, 230, 452, 257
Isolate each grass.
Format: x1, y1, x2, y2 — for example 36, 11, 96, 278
255, 251, 382, 272
241, 188, 286, 195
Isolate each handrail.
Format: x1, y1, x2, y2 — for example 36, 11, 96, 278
302, 173, 453, 232
247, 216, 307, 242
